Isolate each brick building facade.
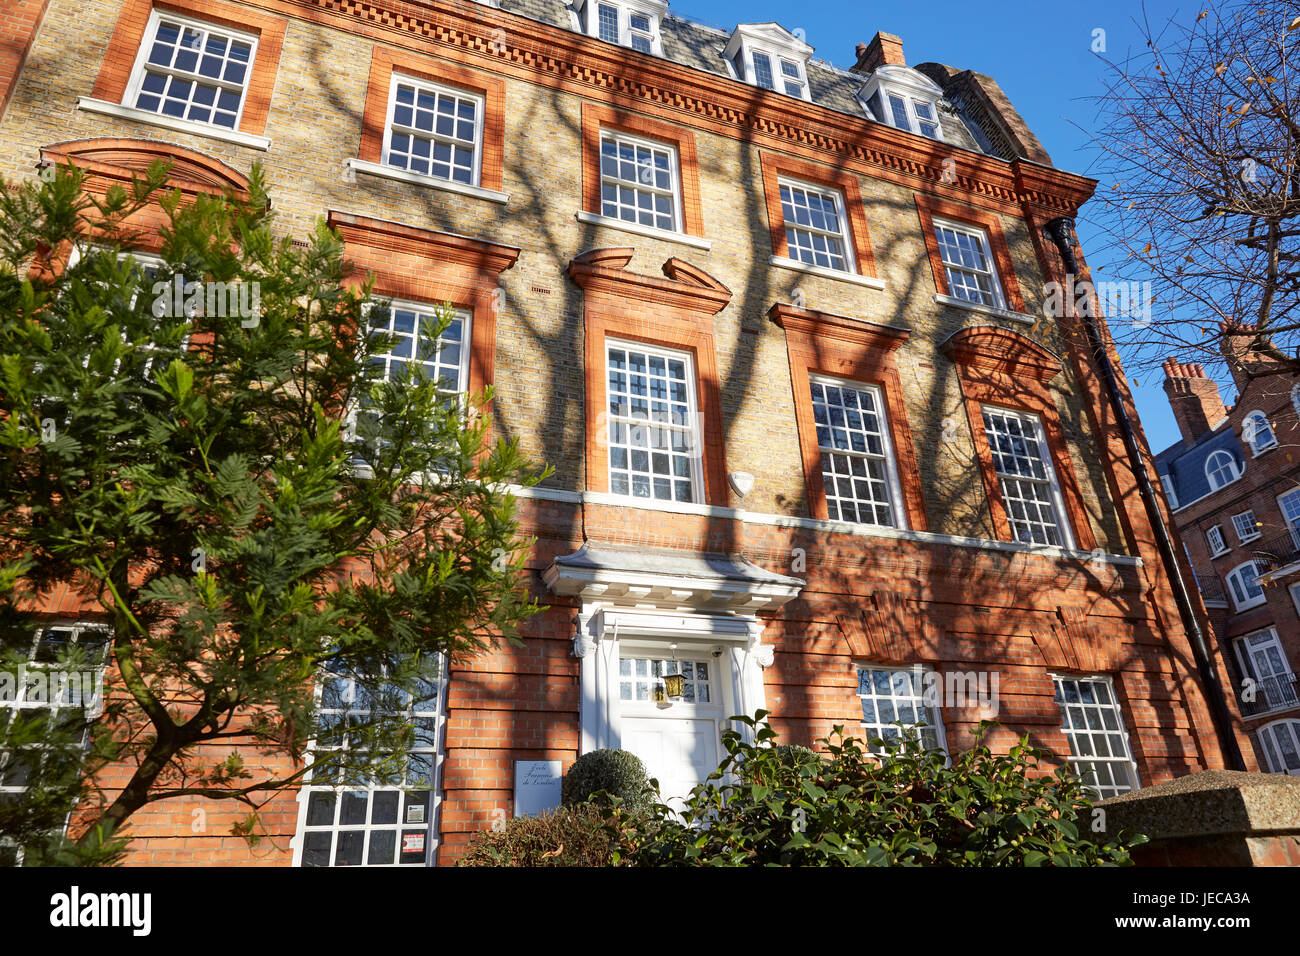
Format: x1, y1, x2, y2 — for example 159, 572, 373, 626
1156, 340, 1300, 778
0, 0, 1256, 866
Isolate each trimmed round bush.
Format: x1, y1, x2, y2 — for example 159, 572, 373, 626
562, 748, 652, 811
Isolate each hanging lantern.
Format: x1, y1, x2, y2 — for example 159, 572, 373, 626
661, 644, 686, 699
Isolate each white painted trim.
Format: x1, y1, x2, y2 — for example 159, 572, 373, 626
77, 97, 270, 150
575, 210, 712, 250
507, 483, 1143, 567
344, 158, 510, 204
934, 293, 1034, 325
769, 255, 886, 290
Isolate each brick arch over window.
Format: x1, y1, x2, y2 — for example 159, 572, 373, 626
942, 325, 1098, 551
41, 138, 252, 198
36, 139, 253, 267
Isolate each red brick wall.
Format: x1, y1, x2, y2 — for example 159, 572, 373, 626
0, 0, 50, 121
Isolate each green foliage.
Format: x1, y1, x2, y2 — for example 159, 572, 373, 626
607, 713, 1148, 867
0, 161, 550, 863
561, 748, 653, 812
458, 803, 620, 867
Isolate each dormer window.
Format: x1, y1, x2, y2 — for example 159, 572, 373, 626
859, 65, 945, 141
723, 23, 812, 100
575, 0, 665, 55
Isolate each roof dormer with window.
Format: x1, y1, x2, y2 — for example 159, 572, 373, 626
573, 0, 667, 56
723, 23, 813, 101
859, 64, 946, 141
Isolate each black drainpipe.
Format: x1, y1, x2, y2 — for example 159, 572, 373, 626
1044, 217, 1245, 772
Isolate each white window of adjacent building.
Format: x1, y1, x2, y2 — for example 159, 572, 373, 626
124, 10, 257, 130
1206, 524, 1228, 557
933, 218, 1006, 309
381, 75, 483, 186
295, 660, 446, 867
1242, 411, 1277, 455
1226, 560, 1267, 612
1255, 719, 1300, 775
0, 622, 110, 866
599, 129, 681, 232
1291, 581, 1300, 617
578, 0, 664, 55
1204, 449, 1240, 491
810, 375, 905, 528
1233, 628, 1298, 717
982, 406, 1073, 548
605, 341, 702, 503
1292, 384, 1300, 419
778, 178, 853, 272
858, 66, 945, 141
1278, 487, 1300, 546
1231, 509, 1260, 544
1051, 674, 1139, 799
1159, 473, 1178, 508
856, 666, 945, 754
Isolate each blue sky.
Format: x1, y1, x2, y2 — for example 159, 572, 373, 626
678, 0, 1194, 453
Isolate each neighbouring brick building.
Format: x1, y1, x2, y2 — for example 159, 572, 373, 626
0, 0, 1259, 866
1156, 335, 1300, 778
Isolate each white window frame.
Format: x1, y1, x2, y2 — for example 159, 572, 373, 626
1242, 410, 1278, 455
291, 658, 447, 867
1226, 560, 1267, 612
1280, 487, 1300, 549
1292, 383, 1300, 420
776, 176, 856, 274
346, 299, 473, 469
380, 73, 485, 188
1255, 718, 1300, 775
1233, 627, 1298, 718
597, 128, 683, 234
932, 217, 1007, 310
1159, 473, 1178, 508
123, 9, 259, 132
858, 67, 946, 141
809, 374, 906, 529
856, 665, 947, 755
1206, 524, 1228, 557
981, 404, 1075, 549
1231, 509, 1261, 544
731, 45, 811, 99
0, 621, 111, 865
1290, 581, 1300, 617
1204, 449, 1241, 491
603, 339, 704, 505
1050, 673, 1140, 799
578, 0, 664, 56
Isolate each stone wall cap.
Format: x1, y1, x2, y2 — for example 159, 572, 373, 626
1097, 771, 1300, 841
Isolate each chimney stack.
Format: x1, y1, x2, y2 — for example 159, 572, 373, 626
852, 32, 905, 74
1162, 357, 1227, 444
1218, 320, 1281, 392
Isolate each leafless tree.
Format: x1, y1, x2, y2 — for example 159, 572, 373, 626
1086, 0, 1300, 385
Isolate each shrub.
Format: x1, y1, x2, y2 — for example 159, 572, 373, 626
561, 748, 653, 811
607, 712, 1148, 867
458, 804, 616, 867
773, 744, 821, 769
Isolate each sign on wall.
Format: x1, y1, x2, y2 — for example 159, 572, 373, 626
514, 759, 562, 817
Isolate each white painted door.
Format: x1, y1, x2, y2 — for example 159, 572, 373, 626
618, 654, 723, 810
